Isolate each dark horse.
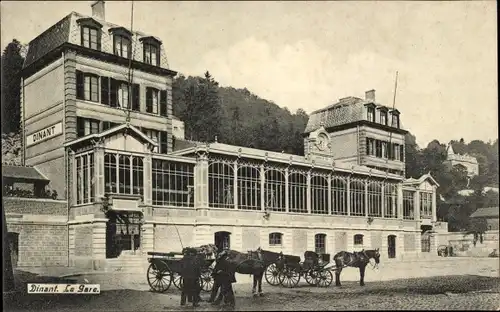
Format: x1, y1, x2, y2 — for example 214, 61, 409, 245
216, 248, 280, 296
333, 248, 380, 287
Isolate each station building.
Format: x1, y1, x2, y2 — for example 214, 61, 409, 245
9, 1, 440, 269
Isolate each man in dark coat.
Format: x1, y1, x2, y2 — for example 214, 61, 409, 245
210, 258, 236, 307
180, 248, 202, 307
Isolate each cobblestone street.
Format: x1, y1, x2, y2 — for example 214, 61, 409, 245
5, 258, 500, 311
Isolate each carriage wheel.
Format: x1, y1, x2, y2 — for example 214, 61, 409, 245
173, 272, 183, 290
279, 267, 300, 288
265, 263, 284, 286
317, 270, 333, 287
147, 263, 172, 292
200, 270, 214, 292
305, 269, 320, 286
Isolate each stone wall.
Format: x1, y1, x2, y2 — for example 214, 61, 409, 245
5, 197, 68, 267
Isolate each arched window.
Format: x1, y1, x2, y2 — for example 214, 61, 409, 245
269, 232, 283, 246
315, 233, 326, 254
289, 172, 307, 213
367, 182, 382, 217
237, 165, 261, 210
265, 170, 286, 212
354, 234, 364, 246
350, 180, 365, 216
311, 175, 328, 214
208, 162, 234, 208
331, 178, 347, 215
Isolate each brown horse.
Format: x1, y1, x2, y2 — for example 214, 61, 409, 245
333, 248, 380, 287
216, 248, 280, 296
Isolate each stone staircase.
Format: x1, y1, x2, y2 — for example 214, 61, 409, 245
104, 251, 149, 273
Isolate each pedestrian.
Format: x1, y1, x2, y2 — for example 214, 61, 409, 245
210, 268, 236, 308
180, 248, 202, 307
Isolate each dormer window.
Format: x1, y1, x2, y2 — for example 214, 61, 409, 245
77, 18, 102, 51
367, 106, 375, 122
109, 27, 133, 59
140, 36, 162, 66
114, 36, 131, 58
390, 110, 400, 128
380, 110, 388, 125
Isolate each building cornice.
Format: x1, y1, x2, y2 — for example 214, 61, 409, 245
304, 120, 408, 136
21, 42, 177, 79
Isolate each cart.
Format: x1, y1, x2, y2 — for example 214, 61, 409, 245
146, 251, 215, 293
278, 251, 334, 288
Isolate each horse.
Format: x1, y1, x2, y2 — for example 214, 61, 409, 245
216, 248, 280, 297
183, 244, 219, 259
333, 248, 380, 287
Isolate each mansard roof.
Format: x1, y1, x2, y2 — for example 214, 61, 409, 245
22, 11, 176, 77
304, 96, 403, 134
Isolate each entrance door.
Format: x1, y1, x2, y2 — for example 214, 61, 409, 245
387, 235, 396, 259
214, 231, 231, 251
106, 211, 142, 258
420, 225, 433, 253
7, 232, 19, 268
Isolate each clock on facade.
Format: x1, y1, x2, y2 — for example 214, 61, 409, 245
316, 134, 328, 151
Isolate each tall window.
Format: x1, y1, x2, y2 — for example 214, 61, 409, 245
403, 190, 415, 220
152, 159, 195, 207
289, 172, 307, 213
311, 175, 328, 214
381, 142, 388, 159
393, 144, 401, 161
132, 158, 144, 196
350, 180, 365, 216
104, 154, 117, 193
375, 140, 382, 157
237, 165, 261, 210
208, 161, 234, 208
144, 43, 159, 66
117, 82, 129, 108
114, 35, 130, 58
76, 71, 99, 102
264, 170, 286, 212
146, 88, 159, 114
366, 138, 375, 156
367, 183, 382, 217
380, 110, 387, 125
331, 178, 348, 215
420, 192, 432, 217
315, 234, 326, 254
367, 107, 375, 122
391, 113, 400, 128
75, 153, 94, 205
269, 233, 283, 246
81, 26, 99, 49
144, 129, 159, 153
384, 185, 398, 218
118, 155, 131, 194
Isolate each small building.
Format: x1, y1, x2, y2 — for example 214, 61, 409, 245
443, 142, 479, 178
470, 207, 499, 231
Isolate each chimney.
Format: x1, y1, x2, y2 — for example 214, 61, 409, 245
91, 1, 105, 20
365, 89, 375, 102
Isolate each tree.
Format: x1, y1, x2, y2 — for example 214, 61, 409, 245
1, 39, 25, 134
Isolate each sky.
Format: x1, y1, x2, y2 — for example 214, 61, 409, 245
1, 1, 497, 147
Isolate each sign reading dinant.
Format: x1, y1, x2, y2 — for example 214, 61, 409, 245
26, 122, 63, 147
27, 283, 100, 294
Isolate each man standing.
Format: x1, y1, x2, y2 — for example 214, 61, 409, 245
180, 248, 202, 307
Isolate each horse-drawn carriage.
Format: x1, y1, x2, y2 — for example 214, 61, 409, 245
264, 250, 334, 288
146, 247, 216, 293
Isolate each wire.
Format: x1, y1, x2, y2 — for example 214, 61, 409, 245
386, 71, 398, 170
125, 1, 135, 123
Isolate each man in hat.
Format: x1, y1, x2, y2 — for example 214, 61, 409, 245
180, 248, 202, 307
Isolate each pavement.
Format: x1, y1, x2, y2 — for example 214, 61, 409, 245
4, 257, 500, 311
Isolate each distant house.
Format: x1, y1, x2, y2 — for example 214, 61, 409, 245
470, 207, 499, 231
